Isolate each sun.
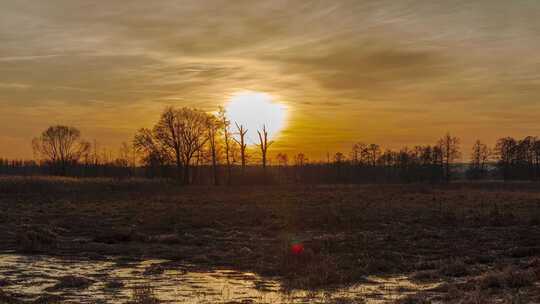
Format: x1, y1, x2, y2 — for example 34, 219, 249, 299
225, 91, 288, 144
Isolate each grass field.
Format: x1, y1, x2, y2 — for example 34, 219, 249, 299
0, 176, 539, 303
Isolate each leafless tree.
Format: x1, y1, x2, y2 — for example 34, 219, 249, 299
276, 153, 289, 167
206, 114, 222, 186
334, 152, 346, 164
133, 128, 170, 170
257, 125, 272, 169
469, 140, 490, 179
234, 122, 248, 173
153, 107, 183, 179
218, 107, 232, 185
116, 142, 131, 168
177, 107, 209, 184
438, 132, 461, 182
32, 125, 90, 175
294, 153, 308, 167
494, 137, 518, 181
367, 144, 381, 166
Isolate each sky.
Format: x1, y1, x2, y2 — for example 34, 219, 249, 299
2, 0, 540, 160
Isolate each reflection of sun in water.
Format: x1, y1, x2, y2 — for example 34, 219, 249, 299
225, 91, 288, 144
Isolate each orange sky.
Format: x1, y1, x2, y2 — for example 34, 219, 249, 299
2, 1, 540, 160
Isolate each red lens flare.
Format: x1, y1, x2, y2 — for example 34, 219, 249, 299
291, 243, 304, 255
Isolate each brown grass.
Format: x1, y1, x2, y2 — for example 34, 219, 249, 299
129, 284, 160, 304
1, 177, 540, 302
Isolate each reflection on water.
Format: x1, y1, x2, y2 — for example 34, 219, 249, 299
0, 253, 438, 303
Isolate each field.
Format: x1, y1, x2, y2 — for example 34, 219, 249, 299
0, 177, 540, 303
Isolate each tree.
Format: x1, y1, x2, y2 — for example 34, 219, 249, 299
218, 107, 232, 185
494, 137, 517, 181
467, 140, 490, 179
134, 107, 208, 183
176, 107, 209, 184
294, 153, 308, 167
234, 122, 248, 174
153, 107, 183, 179
257, 125, 272, 169
32, 125, 90, 175
518, 136, 536, 179
438, 133, 461, 182
116, 142, 131, 168
206, 114, 222, 186
134, 128, 170, 176
276, 153, 289, 167
367, 144, 381, 166
534, 139, 540, 180
334, 152, 346, 163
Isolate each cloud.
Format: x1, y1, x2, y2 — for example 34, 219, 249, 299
2, 1, 540, 158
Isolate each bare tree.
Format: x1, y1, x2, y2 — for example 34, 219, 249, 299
294, 153, 308, 167
276, 153, 289, 167
177, 107, 209, 184
153, 107, 183, 179
350, 143, 366, 165
218, 107, 232, 185
534, 138, 540, 179
334, 152, 346, 164
367, 144, 381, 166
438, 132, 461, 182
116, 142, 131, 168
206, 114, 222, 186
468, 140, 490, 179
494, 137, 518, 181
133, 128, 170, 175
32, 125, 90, 175
234, 122, 248, 173
257, 125, 273, 169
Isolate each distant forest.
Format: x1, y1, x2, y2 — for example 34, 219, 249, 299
1, 106, 540, 185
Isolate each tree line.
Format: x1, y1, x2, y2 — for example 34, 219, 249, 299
2, 106, 540, 184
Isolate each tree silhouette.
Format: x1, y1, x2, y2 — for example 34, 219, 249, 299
257, 125, 272, 170
234, 122, 248, 174
294, 153, 307, 167
468, 140, 490, 179
32, 125, 90, 175
218, 107, 232, 185
494, 137, 517, 181
177, 107, 209, 184
206, 114, 222, 186
438, 132, 461, 182
153, 107, 183, 179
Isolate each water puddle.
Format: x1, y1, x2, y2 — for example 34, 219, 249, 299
0, 253, 439, 303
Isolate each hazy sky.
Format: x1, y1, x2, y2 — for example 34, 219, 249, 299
2, 0, 540, 159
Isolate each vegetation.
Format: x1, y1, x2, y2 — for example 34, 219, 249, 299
2, 105, 540, 302
0, 177, 539, 302
3, 106, 540, 185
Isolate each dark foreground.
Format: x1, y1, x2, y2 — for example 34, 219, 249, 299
0, 177, 539, 303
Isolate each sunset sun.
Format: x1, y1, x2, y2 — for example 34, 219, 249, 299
225, 91, 288, 143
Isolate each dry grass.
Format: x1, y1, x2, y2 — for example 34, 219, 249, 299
129, 284, 160, 304
45, 275, 94, 291
479, 267, 536, 289
0, 177, 540, 302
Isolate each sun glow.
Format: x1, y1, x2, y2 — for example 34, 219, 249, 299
225, 91, 288, 144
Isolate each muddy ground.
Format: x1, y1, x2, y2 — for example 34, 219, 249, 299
0, 177, 539, 303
